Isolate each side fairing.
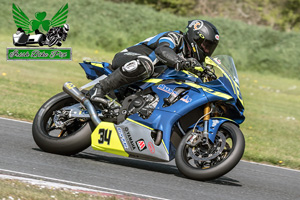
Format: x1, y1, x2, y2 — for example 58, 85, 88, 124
91, 122, 129, 157
91, 120, 170, 162
128, 80, 234, 160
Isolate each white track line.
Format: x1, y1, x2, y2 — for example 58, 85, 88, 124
0, 117, 32, 124
0, 168, 168, 200
240, 160, 300, 173
1, 116, 299, 174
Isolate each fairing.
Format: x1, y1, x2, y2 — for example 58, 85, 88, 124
81, 55, 245, 161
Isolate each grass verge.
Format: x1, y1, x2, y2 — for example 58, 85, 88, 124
239, 70, 300, 169
0, 178, 118, 200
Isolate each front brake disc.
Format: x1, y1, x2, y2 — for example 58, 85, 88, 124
188, 131, 226, 161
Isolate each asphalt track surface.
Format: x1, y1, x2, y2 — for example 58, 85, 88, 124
1, 117, 300, 200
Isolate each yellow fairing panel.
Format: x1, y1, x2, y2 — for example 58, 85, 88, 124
91, 122, 129, 157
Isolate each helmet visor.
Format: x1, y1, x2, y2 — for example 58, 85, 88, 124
196, 38, 218, 56
201, 40, 218, 56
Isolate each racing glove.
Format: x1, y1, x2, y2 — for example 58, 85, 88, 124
174, 58, 203, 71
174, 60, 190, 71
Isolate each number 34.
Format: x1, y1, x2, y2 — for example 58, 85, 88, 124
98, 128, 112, 145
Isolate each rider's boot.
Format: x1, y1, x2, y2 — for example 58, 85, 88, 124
89, 67, 135, 100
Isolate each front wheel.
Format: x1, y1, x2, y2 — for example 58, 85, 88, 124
32, 92, 94, 156
175, 122, 245, 181
48, 36, 58, 47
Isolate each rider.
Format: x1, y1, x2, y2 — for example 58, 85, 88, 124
61, 24, 69, 41
89, 20, 219, 99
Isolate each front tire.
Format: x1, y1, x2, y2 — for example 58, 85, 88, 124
48, 36, 57, 47
32, 92, 94, 156
175, 122, 245, 181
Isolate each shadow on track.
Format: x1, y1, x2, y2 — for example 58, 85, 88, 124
32, 148, 242, 186
73, 151, 180, 175
74, 151, 242, 187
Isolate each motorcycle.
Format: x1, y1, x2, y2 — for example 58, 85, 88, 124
32, 55, 245, 181
45, 28, 66, 47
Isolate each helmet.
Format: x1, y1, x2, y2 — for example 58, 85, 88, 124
63, 24, 69, 33
185, 20, 219, 62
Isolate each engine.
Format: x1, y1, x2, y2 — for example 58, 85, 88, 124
127, 93, 159, 119
99, 90, 159, 124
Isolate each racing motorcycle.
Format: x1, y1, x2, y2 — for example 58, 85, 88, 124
46, 28, 66, 47
32, 55, 245, 181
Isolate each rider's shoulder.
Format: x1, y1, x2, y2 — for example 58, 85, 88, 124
161, 31, 183, 45
161, 30, 183, 36
163, 31, 184, 39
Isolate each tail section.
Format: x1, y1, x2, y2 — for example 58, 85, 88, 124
80, 61, 112, 80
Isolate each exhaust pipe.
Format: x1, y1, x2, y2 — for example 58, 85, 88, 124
63, 82, 101, 126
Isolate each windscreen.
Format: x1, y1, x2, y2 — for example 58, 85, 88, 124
212, 55, 239, 85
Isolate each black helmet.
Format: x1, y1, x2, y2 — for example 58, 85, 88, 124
63, 24, 69, 33
185, 20, 219, 62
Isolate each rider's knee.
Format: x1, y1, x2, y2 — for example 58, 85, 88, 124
120, 56, 154, 80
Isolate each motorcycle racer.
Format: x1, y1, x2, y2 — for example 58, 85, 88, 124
46, 24, 69, 46
89, 20, 220, 99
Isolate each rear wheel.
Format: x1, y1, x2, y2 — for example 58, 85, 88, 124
32, 92, 94, 156
175, 122, 245, 181
39, 34, 46, 46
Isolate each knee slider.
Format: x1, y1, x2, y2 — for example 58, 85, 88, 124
121, 60, 139, 77
120, 56, 154, 79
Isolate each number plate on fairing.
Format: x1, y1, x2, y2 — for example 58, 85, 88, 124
91, 122, 129, 157
91, 120, 170, 162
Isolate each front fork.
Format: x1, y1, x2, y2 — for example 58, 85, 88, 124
202, 103, 211, 146
186, 103, 212, 147
202, 73, 213, 145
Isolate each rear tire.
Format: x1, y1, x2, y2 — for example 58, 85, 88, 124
175, 122, 245, 181
38, 38, 44, 46
32, 92, 94, 156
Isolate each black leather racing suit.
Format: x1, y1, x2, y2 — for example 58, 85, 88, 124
90, 31, 192, 99
111, 30, 191, 80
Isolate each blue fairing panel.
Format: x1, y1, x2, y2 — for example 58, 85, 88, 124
159, 68, 202, 84
128, 81, 210, 160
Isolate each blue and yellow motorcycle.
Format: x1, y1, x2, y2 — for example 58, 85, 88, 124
32, 55, 245, 181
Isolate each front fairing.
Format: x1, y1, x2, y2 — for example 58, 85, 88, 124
158, 56, 245, 117
204, 55, 244, 113
156, 56, 244, 113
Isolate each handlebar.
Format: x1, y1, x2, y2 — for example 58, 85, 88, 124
187, 64, 217, 82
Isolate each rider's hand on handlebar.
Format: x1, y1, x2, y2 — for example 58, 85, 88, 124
174, 60, 190, 71
174, 58, 203, 71
186, 58, 203, 68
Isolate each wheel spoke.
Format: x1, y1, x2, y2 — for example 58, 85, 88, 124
58, 130, 65, 137
46, 125, 56, 132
